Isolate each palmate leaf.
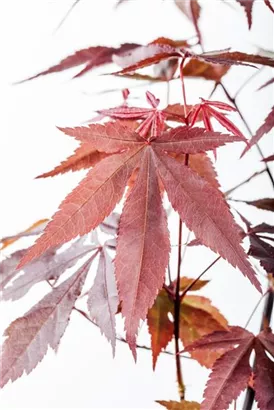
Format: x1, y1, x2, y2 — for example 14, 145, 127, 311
0, 256, 95, 388
17, 119, 260, 354
183, 327, 274, 410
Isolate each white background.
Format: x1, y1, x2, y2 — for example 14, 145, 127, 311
0, 0, 273, 409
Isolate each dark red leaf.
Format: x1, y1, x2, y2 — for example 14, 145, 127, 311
236, 0, 254, 28
254, 340, 274, 410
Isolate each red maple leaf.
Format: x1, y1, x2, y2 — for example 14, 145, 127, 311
183, 326, 274, 410
16, 101, 261, 355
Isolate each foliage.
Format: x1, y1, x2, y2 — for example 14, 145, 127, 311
1, 1, 274, 409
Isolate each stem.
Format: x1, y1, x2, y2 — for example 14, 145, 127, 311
180, 256, 221, 302
224, 169, 266, 197
174, 216, 185, 400
179, 59, 188, 121
73, 307, 194, 359
217, 81, 274, 188
243, 287, 274, 410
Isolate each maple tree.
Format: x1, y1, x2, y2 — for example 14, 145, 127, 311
2, 1, 274, 409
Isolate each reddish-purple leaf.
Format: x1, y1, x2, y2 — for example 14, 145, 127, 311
242, 106, 274, 156
248, 233, 274, 274
156, 126, 243, 153
200, 340, 253, 410
258, 329, 274, 357
0, 256, 94, 388
88, 248, 118, 355
115, 148, 170, 357
244, 198, 274, 212
153, 149, 261, 292
18, 148, 142, 269
19, 43, 139, 82
197, 51, 274, 68
236, 0, 274, 19
183, 326, 253, 354
262, 154, 274, 162
254, 340, 274, 410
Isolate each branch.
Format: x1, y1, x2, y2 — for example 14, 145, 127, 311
217, 81, 274, 188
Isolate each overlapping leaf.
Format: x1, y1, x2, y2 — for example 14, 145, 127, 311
19, 43, 139, 82
17, 96, 260, 354
183, 326, 274, 410
148, 279, 228, 368
0, 256, 95, 388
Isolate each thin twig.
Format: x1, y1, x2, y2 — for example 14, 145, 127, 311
244, 290, 268, 328
54, 0, 81, 33
174, 216, 185, 400
224, 169, 266, 197
180, 256, 221, 302
73, 307, 193, 359
217, 81, 274, 188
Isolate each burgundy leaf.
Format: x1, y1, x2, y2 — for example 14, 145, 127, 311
254, 340, 274, 410
262, 154, 274, 162
236, 0, 254, 28
258, 329, 274, 357
200, 341, 253, 410
88, 248, 118, 355
0, 256, 94, 388
244, 198, 274, 212
248, 234, 274, 274
242, 106, 274, 156
19, 43, 139, 82
115, 148, 170, 357
153, 149, 261, 292
197, 51, 274, 68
